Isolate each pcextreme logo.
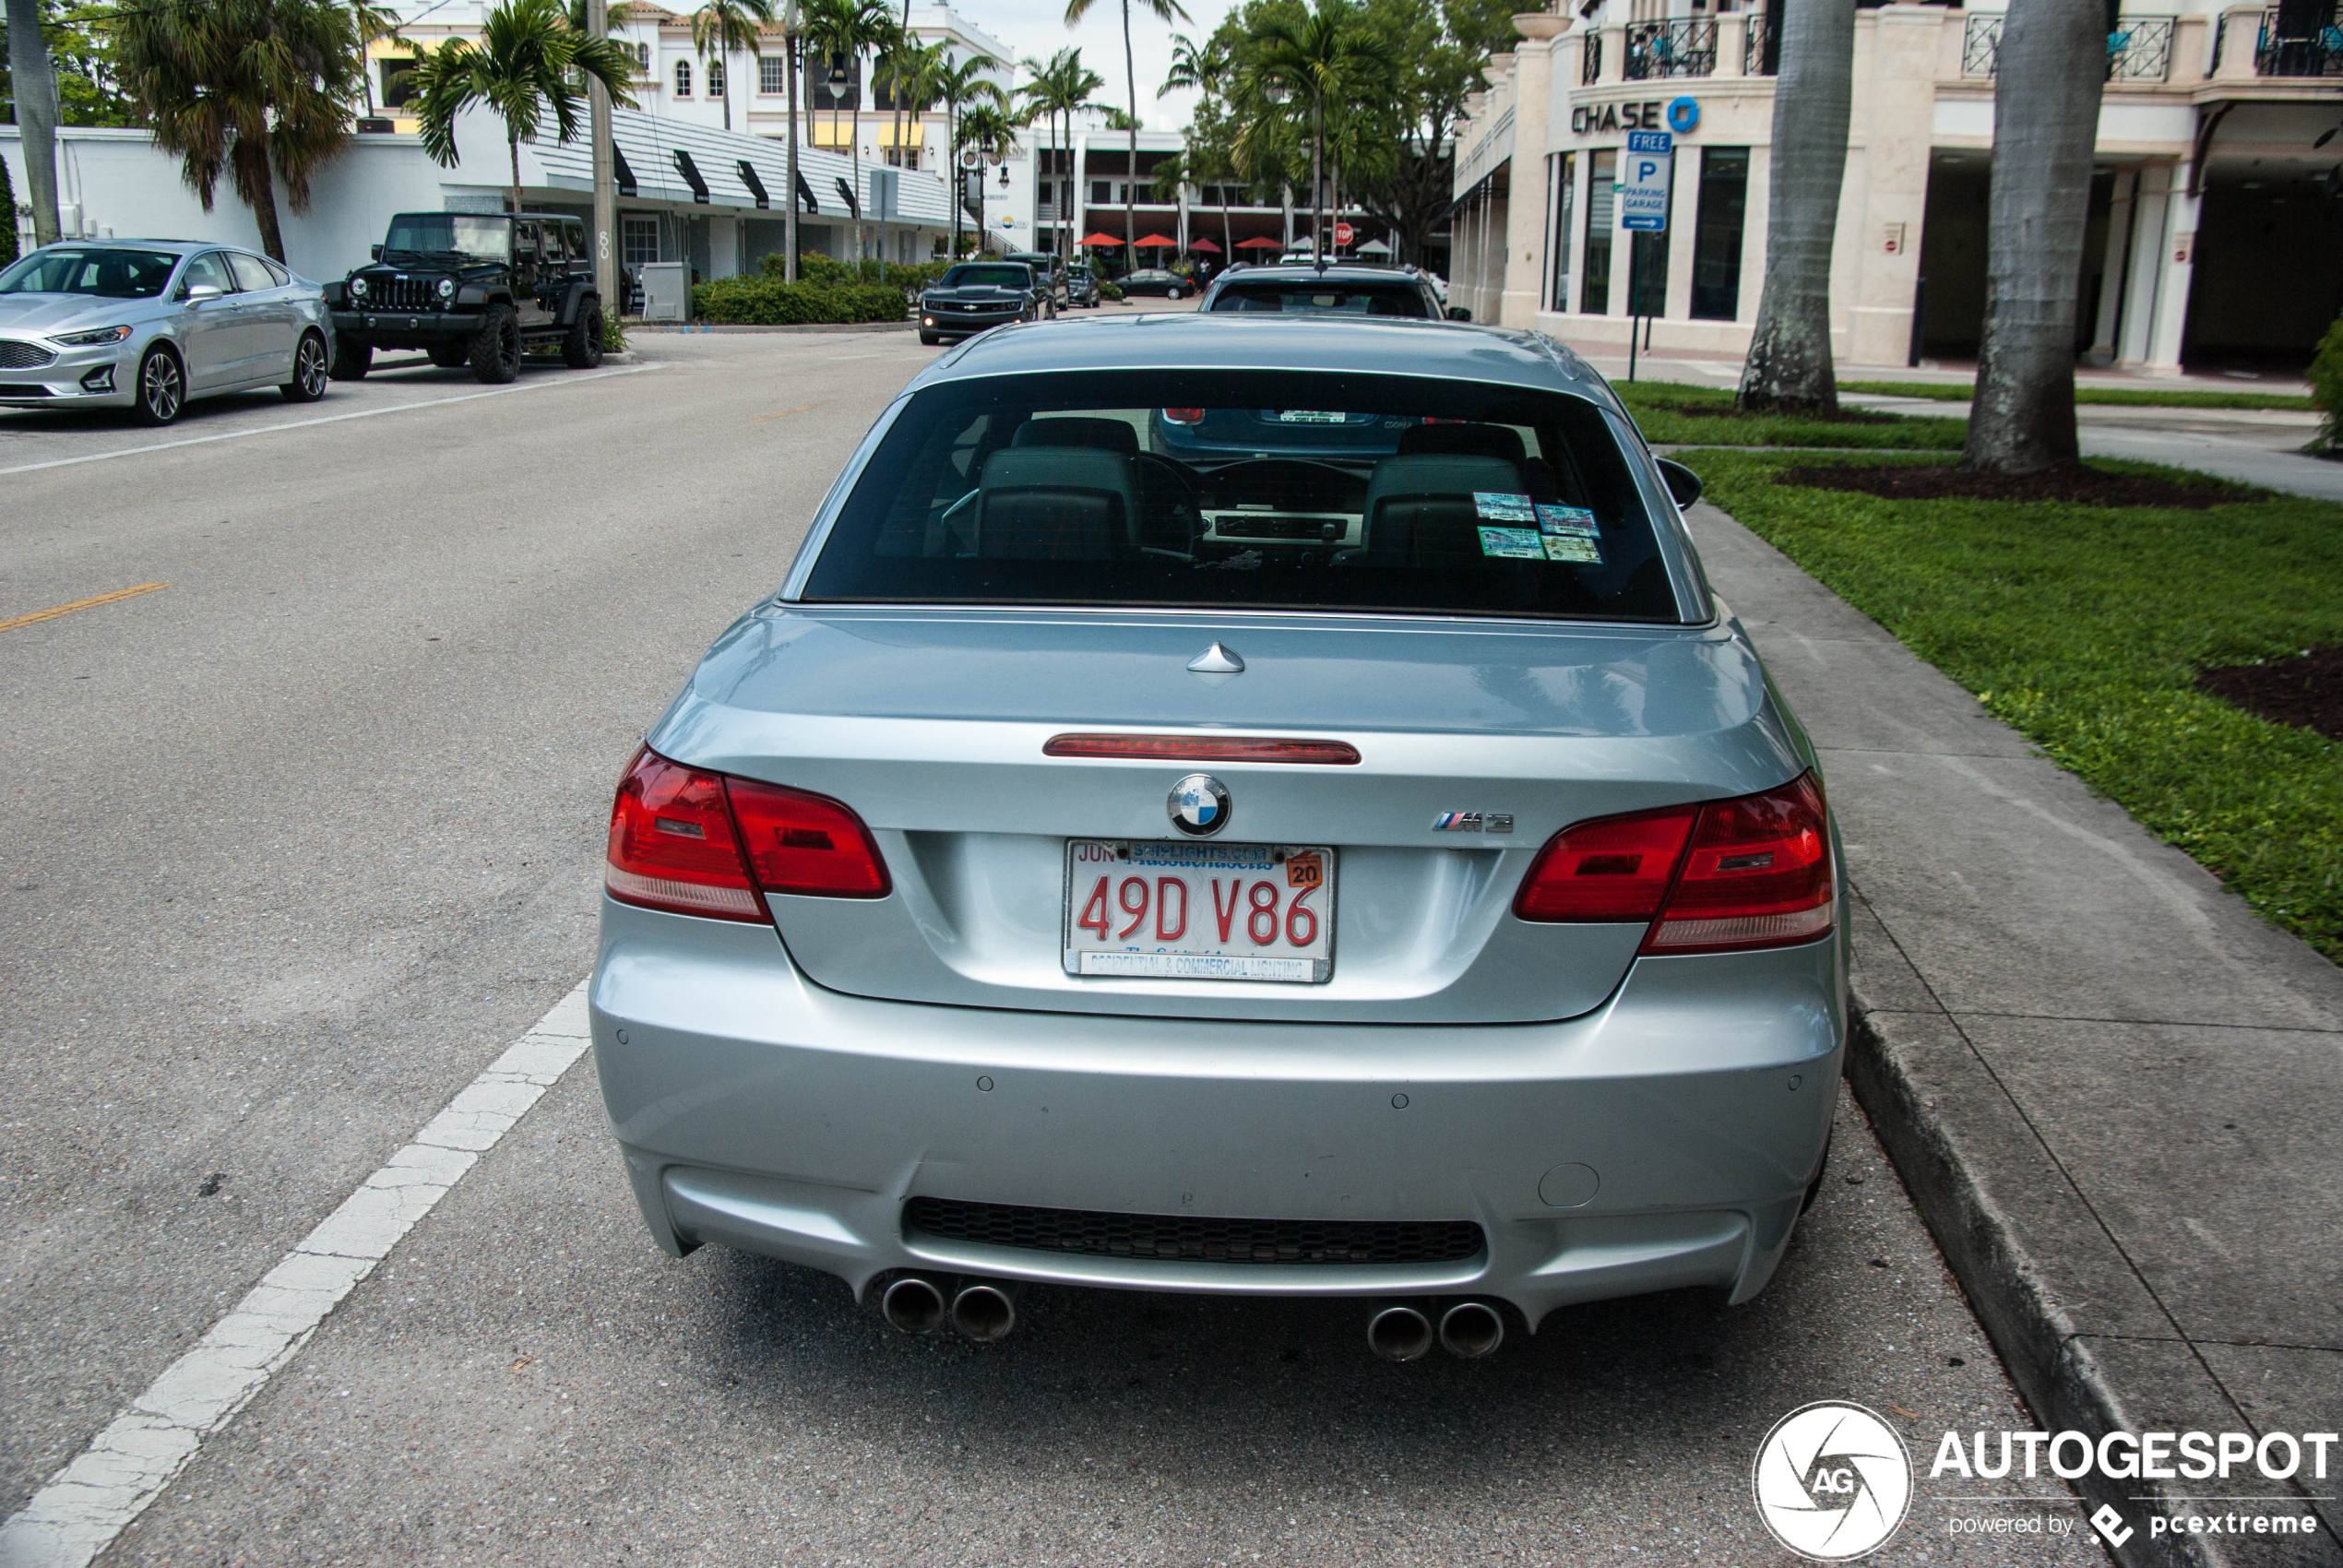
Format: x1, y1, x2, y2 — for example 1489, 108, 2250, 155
1753, 1402, 1914, 1561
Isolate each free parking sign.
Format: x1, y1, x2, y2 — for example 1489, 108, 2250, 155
1621, 130, 1674, 232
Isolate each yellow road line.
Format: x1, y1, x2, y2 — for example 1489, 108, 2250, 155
750, 398, 838, 424
0, 582, 172, 635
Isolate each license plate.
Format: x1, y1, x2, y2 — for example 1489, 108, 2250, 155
1064, 839, 1334, 982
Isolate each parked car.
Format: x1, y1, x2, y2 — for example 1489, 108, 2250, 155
1003, 250, 1071, 312
1065, 262, 1102, 309
1201, 262, 1463, 320
917, 262, 1053, 346
0, 241, 330, 426
1116, 267, 1193, 300
590, 313, 1845, 1360
326, 210, 604, 383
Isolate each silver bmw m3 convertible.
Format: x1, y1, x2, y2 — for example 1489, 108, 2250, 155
591, 314, 1845, 1360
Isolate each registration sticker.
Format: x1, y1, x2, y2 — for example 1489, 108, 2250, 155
1478, 527, 1548, 560
1536, 504, 1600, 537
1544, 534, 1603, 564
1473, 492, 1537, 522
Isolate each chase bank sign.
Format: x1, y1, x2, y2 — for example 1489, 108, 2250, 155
1571, 94, 1701, 137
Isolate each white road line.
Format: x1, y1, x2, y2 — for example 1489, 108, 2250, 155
0, 364, 656, 478
0, 981, 594, 1568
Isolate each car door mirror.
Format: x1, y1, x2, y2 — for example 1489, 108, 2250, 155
184, 283, 225, 303
1445, 305, 1472, 322
370, 244, 383, 261
1656, 457, 1704, 510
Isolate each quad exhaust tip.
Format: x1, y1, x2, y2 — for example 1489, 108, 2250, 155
881, 1274, 948, 1335
1438, 1300, 1505, 1360
1367, 1304, 1434, 1362
950, 1281, 1018, 1342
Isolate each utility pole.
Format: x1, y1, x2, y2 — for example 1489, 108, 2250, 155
784, 0, 801, 280
6, 0, 63, 244
588, 0, 618, 315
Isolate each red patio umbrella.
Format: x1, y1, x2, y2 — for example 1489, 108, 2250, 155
1187, 237, 1223, 253
1234, 236, 1283, 250
1134, 233, 1179, 248
1077, 232, 1126, 246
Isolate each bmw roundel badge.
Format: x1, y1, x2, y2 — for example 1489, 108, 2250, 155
1168, 774, 1231, 837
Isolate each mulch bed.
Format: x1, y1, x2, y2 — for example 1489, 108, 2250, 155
1773, 461, 2256, 508
2196, 647, 2343, 742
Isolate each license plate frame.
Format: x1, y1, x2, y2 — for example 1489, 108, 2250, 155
1063, 839, 1336, 983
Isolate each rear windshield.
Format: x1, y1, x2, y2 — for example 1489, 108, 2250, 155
802, 369, 1678, 622
939, 264, 1031, 289
1210, 284, 1429, 317
0, 248, 180, 298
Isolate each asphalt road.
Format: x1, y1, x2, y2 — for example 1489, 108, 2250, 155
1, 329, 2096, 1566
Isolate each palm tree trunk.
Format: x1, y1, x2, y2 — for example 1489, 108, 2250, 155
1310, 95, 1324, 263
6, 0, 63, 244
1122, 0, 1136, 255
722, 47, 732, 130
508, 131, 525, 217
233, 136, 290, 261
850, 59, 863, 263
1964, 0, 2105, 473
1737, 0, 1856, 412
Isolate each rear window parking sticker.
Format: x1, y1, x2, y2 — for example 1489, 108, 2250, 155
1543, 534, 1603, 564
1536, 504, 1600, 537
1478, 527, 1548, 560
1473, 492, 1537, 523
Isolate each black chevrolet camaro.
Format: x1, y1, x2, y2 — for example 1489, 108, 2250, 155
919, 263, 1054, 346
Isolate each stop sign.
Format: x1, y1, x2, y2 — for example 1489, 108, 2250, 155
1335, 221, 1354, 247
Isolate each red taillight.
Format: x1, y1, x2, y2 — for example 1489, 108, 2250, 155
1513, 803, 1698, 922
1042, 733, 1361, 765
605, 746, 890, 921
726, 778, 891, 897
1513, 773, 1833, 954
1161, 407, 1205, 424
606, 747, 765, 921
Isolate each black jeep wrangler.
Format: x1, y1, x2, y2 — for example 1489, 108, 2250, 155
327, 210, 604, 383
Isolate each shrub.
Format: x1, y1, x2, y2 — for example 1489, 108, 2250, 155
2310, 310, 2343, 455
1100, 280, 1124, 303
762, 253, 952, 298
693, 273, 907, 325
0, 155, 16, 269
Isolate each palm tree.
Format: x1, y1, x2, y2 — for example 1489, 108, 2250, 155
6, 0, 64, 244
1736, 0, 1857, 413
692, 0, 775, 131
1063, 0, 1189, 255
803, 0, 898, 260
876, 36, 944, 177
115, 0, 366, 262
1963, 0, 2108, 473
1018, 48, 1101, 259
1247, 0, 1389, 266
932, 51, 1006, 256
956, 101, 1015, 252
408, 0, 636, 218
1160, 32, 1231, 259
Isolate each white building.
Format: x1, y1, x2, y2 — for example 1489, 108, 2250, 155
1450, 0, 2343, 370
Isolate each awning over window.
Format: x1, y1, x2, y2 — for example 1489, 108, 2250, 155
810, 121, 854, 148
876, 122, 922, 149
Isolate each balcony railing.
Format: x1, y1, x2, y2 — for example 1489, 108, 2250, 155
2255, 6, 2343, 73
1964, 12, 2178, 80
1624, 17, 1718, 78
1743, 11, 1774, 75
1582, 30, 1602, 84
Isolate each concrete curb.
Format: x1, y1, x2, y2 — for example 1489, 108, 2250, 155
624, 320, 916, 335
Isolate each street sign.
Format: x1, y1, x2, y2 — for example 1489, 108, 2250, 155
1621, 130, 1673, 232
1334, 220, 1353, 247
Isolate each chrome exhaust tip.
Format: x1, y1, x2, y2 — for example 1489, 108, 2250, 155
881, 1274, 948, 1335
1438, 1300, 1505, 1359
950, 1281, 1018, 1342
1366, 1304, 1433, 1362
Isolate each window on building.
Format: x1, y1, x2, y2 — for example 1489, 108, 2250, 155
636, 42, 650, 70
1091, 179, 1112, 204
708, 58, 725, 97
761, 54, 787, 93
380, 57, 418, 107
1580, 148, 1615, 315
1689, 147, 1749, 320
811, 56, 860, 111
623, 215, 660, 267
674, 58, 692, 96
1548, 151, 1576, 312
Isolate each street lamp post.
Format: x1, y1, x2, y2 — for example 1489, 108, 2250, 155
784, 0, 801, 281
588, 0, 618, 315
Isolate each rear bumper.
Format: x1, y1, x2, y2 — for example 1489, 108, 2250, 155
591, 895, 1845, 1327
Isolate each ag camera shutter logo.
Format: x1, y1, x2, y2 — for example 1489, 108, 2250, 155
1753, 1402, 1914, 1560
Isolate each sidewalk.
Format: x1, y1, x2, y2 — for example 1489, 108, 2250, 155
1689, 499, 2343, 1567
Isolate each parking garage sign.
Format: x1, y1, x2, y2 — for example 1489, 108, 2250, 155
1621, 130, 1673, 232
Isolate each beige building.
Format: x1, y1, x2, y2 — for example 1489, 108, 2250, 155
1451, 0, 2343, 371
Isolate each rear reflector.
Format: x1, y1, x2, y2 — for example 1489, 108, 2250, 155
605, 746, 890, 921
1513, 772, 1833, 954
1043, 733, 1361, 765
1161, 408, 1205, 424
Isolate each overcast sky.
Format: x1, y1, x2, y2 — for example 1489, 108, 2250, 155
944, 0, 1239, 137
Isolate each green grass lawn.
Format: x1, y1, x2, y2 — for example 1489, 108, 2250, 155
1611, 379, 1966, 449
1838, 378, 2313, 411
1683, 448, 2343, 962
